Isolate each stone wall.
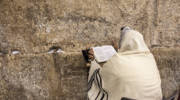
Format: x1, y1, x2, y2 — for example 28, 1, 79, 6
0, 49, 180, 100
0, 53, 88, 100
0, 0, 180, 100
0, 0, 179, 53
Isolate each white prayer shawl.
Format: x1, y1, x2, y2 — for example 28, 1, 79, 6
88, 28, 162, 100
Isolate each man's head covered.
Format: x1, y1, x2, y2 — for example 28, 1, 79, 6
119, 26, 149, 53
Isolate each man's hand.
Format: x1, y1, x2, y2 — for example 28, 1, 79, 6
112, 40, 119, 52
88, 48, 94, 61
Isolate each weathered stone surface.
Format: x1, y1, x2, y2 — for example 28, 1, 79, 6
0, 54, 60, 100
0, 0, 179, 53
0, 0, 180, 99
0, 48, 179, 100
0, 53, 88, 100
152, 48, 180, 98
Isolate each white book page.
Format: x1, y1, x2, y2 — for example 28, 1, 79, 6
92, 45, 117, 62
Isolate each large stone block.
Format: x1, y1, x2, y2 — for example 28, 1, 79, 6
0, 54, 60, 100
0, 0, 179, 53
0, 53, 88, 100
152, 48, 180, 98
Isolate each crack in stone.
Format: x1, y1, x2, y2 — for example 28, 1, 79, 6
57, 13, 116, 26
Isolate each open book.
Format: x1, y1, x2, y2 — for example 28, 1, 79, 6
92, 45, 117, 63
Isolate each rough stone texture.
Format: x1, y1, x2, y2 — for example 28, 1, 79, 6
0, 0, 179, 53
0, 53, 88, 100
152, 48, 180, 99
0, 0, 180, 100
0, 49, 180, 100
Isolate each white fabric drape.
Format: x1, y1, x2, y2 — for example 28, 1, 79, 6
88, 28, 162, 100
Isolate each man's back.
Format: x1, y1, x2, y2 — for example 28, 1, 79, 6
100, 52, 162, 100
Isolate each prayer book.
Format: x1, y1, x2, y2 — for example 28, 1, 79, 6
92, 45, 117, 63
